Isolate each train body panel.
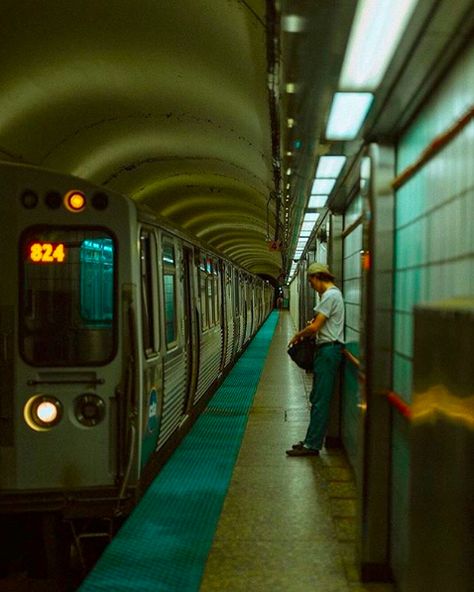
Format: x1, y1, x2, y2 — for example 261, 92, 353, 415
0, 162, 273, 516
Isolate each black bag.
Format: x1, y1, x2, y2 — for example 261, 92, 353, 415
287, 338, 316, 370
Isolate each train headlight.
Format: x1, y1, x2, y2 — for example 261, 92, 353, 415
64, 190, 86, 212
74, 394, 105, 427
24, 395, 63, 431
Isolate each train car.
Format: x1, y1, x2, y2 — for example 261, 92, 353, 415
0, 161, 272, 575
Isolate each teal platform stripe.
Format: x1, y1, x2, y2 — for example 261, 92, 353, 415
79, 311, 279, 592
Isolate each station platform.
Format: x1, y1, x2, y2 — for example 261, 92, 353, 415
79, 311, 395, 592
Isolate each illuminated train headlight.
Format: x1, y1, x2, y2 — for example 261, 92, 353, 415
24, 395, 63, 431
74, 394, 105, 427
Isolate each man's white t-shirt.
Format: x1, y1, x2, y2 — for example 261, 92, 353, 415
313, 286, 345, 344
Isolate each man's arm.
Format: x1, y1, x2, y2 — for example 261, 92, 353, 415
288, 313, 327, 346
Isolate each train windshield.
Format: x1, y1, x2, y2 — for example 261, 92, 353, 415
20, 227, 116, 366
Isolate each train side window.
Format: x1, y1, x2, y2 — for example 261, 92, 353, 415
140, 230, 158, 355
162, 241, 177, 346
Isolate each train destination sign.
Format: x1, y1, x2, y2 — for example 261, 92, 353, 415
28, 242, 66, 263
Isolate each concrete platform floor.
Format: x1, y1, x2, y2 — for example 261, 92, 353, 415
200, 311, 395, 592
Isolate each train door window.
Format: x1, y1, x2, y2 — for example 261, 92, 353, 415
214, 261, 221, 324
162, 241, 177, 346
20, 226, 116, 366
140, 229, 158, 356
234, 269, 240, 315
199, 254, 208, 330
207, 257, 215, 326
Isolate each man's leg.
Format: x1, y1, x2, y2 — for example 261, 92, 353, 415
304, 346, 342, 450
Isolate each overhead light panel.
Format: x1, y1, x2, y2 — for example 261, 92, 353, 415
339, 0, 418, 90
311, 179, 336, 194
316, 156, 347, 178
326, 92, 374, 140
282, 15, 306, 33
303, 212, 319, 223
308, 195, 328, 208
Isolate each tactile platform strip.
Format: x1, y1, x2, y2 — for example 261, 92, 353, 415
79, 311, 279, 592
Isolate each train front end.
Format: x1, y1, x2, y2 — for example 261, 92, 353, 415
0, 163, 139, 519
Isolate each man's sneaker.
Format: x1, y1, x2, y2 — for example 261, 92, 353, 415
286, 446, 319, 457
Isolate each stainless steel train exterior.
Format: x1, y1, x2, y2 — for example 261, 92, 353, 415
0, 161, 273, 522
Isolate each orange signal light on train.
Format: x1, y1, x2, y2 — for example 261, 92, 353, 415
64, 190, 86, 212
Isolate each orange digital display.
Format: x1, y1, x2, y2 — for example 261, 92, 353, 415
29, 242, 66, 263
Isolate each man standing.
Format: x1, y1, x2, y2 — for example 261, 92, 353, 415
286, 262, 344, 456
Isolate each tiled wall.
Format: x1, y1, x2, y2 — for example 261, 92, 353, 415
393, 42, 474, 403
342, 195, 363, 477
391, 40, 474, 584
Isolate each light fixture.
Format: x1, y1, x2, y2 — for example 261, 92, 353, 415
285, 82, 297, 93
303, 212, 319, 223
311, 179, 336, 194
24, 395, 63, 431
287, 118, 295, 128
64, 190, 86, 213
315, 156, 346, 178
286, 168, 292, 175
326, 92, 374, 140
282, 15, 306, 33
339, 0, 418, 90
308, 195, 328, 208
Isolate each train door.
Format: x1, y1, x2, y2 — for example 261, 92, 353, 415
137, 227, 163, 468
182, 245, 198, 414
219, 260, 230, 373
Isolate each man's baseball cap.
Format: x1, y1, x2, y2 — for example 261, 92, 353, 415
307, 262, 335, 278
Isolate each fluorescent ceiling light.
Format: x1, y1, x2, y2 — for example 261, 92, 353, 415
301, 222, 315, 231
361, 156, 371, 180
303, 212, 319, 223
285, 82, 297, 93
316, 156, 347, 178
340, 0, 418, 90
287, 118, 295, 128
308, 195, 328, 208
326, 92, 374, 140
311, 179, 336, 194
282, 15, 306, 33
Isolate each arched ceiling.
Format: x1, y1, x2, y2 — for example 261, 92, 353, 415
0, 0, 282, 278
1, 1, 471, 281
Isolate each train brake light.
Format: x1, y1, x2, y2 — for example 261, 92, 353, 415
24, 395, 63, 431
64, 190, 86, 212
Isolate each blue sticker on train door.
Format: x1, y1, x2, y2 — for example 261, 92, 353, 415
141, 387, 161, 467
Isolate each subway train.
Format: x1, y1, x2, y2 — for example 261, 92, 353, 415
0, 161, 273, 575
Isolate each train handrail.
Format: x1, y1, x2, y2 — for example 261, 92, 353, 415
387, 391, 412, 420
392, 105, 474, 190
342, 349, 412, 421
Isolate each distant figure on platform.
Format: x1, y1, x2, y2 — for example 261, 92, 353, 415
276, 295, 283, 310
286, 262, 344, 456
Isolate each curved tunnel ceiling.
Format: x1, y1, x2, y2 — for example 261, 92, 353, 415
0, 1, 282, 278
